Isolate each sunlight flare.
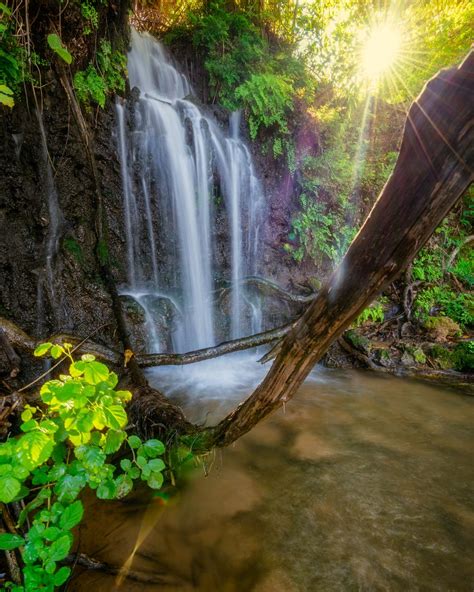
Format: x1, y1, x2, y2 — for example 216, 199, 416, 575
362, 23, 402, 80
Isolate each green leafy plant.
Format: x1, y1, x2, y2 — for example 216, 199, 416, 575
0, 2, 27, 107
73, 65, 106, 107
353, 300, 386, 327
286, 191, 355, 267
73, 40, 125, 108
450, 255, 474, 288
414, 286, 474, 329
452, 341, 474, 372
46, 34, 72, 65
0, 343, 166, 591
235, 72, 294, 142
80, 1, 99, 35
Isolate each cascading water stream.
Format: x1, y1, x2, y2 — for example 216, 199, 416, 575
35, 110, 64, 336
116, 29, 265, 353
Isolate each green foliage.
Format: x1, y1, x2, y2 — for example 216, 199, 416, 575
166, 0, 304, 161
46, 34, 72, 65
81, 1, 99, 35
353, 301, 385, 327
451, 341, 474, 372
74, 65, 106, 107
179, 0, 265, 109
0, 2, 27, 107
450, 254, 474, 288
287, 194, 354, 266
235, 73, 294, 145
0, 343, 166, 591
414, 286, 474, 329
412, 247, 444, 283
63, 237, 83, 264
73, 40, 126, 108
286, 147, 358, 267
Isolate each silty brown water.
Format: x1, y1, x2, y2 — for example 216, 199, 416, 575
70, 368, 474, 591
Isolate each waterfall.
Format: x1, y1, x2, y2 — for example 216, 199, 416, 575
35, 110, 64, 336
116, 29, 265, 353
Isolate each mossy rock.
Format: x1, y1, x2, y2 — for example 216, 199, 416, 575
401, 345, 427, 366
373, 347, 395, 368
424, 316, 462, 342
345, 330, 372, 355
428, 344, 454, 370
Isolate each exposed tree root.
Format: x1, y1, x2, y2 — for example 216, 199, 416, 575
214, 276, 316, 304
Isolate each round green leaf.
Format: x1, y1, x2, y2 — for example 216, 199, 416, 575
104, 429, 126, 454
48, 534, 72, 562
96, 479, 117, 500
148, 458, 165, 473
115, 474, 133, 499
83, 361, 110, 385
59, 500, 84, 530
120, 458, 131, 471
0, 533, 24, 550
104, 405, 127, 430
147, 471, 164, 490
33, 342, 52, 357
0, 476, 21, 503
53, 566, 71, 586
50, 344, 63, 359
143, 439, 165, 458
128, 435, 142, 449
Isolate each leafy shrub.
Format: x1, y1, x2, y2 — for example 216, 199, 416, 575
449, 252, 474, 288
73, 41, 125, 108
235, 73, 294, 142
287, 191, 355, 267
81, 1, 99, 35
165, 0, 302, 161
74, 65, 106, 107
184, 1, 264, 109
0, 343, 166, 591
452, 341, 474, 372
0, 2, 27, 106
353, 301, 385, 327
414, 286, 474, 329
412, 247, 444, 282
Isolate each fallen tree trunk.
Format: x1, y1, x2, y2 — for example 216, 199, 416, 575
138, 323, 293, 367
207, 52, 474, 447
0, 317, 293, 370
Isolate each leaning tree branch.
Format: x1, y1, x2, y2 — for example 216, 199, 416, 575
205, 51, 474, 448
137, 323, 294, 367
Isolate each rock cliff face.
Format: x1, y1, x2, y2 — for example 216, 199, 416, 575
0, 89, 125, 345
